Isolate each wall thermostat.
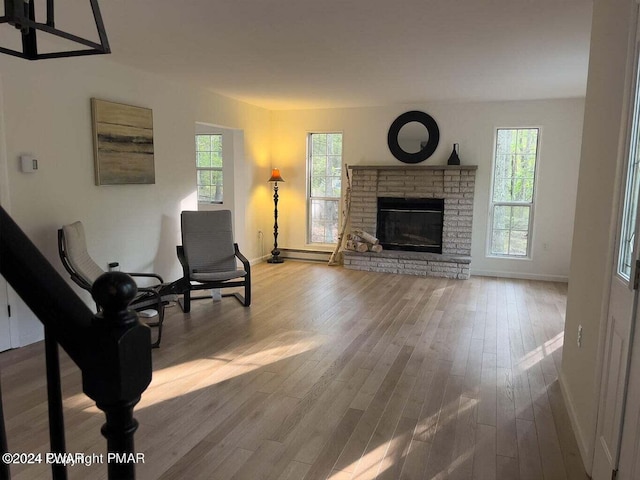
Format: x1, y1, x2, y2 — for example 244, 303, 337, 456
20, 155, 38, 173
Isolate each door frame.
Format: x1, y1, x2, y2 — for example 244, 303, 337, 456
592, 2, 640, 476
0, 74, 18, 350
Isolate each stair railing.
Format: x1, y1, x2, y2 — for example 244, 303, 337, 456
0, 206, 152, 480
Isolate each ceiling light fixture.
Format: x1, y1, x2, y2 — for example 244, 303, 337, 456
0, 0, 110, 60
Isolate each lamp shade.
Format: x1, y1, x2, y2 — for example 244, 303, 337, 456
268, 168, 284, 182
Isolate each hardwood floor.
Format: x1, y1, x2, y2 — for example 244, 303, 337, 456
0, 262, 588, 479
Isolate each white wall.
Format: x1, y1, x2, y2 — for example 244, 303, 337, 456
0, 55, 273, 346
272, 98, 584, 281
562, 0, 638, 471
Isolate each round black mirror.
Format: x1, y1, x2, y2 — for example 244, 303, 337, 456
388, 111, 440, 164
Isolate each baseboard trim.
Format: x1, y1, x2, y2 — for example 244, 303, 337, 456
558, 371, 593, 475
252, 258, 570, 280
470, 269, 569, 282
250, 249, 332, 264
249, 255, 271, 265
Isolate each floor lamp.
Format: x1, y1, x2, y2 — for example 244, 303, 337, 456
267, 168, 284, 264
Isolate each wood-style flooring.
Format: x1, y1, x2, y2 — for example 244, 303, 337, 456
0, 262, 588, 479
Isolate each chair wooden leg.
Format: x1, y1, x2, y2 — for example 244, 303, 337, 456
244, 277, 251, 307
179, 291, 191, 313
231, 292, 245, 306
227, 280, 251, 307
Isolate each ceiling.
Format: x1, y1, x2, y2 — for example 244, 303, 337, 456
19, 0, 595, 111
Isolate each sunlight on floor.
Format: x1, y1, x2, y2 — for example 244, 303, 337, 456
414, 394, 478, 441
518, 332, 563, 371
325, 331, 565, 479
330, 396, 479, 480
66, 335, 322, 413
342, 441, 397, 479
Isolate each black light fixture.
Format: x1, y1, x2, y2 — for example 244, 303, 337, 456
0, 0, 110, 60
267, 168, 284, 264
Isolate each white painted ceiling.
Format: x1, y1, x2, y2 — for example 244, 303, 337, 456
29, 0, 596, 110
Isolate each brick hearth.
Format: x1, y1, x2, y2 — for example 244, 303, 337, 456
344, 165, 477, 279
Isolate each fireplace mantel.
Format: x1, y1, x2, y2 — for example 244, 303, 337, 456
350, 164, 478, 171
344, 164, 477, 279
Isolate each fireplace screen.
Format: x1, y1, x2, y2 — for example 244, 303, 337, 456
376, 197, 444, 253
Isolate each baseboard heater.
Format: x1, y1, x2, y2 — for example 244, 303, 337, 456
278, 248, 332, 263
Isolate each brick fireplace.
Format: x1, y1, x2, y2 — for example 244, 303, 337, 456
344, 165, 477, 279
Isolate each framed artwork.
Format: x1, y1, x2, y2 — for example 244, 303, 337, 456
91, 98, 155, 185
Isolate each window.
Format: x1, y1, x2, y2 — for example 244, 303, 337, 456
308, 133, 342, 243
488, 128, 539, 257
618, 55, 640, 280
195, 134, 223, 203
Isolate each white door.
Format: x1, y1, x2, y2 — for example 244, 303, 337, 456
0, 278, 10, 352
592, 276, 637, 480
617, 316, 640, 478
592, 6, 640, 479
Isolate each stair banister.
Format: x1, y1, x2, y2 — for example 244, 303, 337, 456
0, 207, 152, 480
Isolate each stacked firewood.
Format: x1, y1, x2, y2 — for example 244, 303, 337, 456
345, 230, 383, 253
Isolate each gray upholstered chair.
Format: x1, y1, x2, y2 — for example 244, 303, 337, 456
58, 221, 168, 348
176, 210, 251, 312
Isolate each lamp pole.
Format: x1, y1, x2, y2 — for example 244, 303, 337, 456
267, 169, 284, 264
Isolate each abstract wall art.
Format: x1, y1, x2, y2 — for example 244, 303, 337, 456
91, 98, 155, 185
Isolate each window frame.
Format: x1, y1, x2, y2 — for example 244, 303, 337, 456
306, 131, 343, 245
195, 133, 224, 205
616, 43, 640, 282
486, 126, 542, 259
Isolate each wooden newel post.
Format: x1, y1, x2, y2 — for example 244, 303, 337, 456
83, 272, 152, 480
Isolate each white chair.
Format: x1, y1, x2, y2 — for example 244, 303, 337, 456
58, 221, 168, 347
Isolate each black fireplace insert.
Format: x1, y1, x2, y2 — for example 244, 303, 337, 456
376, 197, 444, 253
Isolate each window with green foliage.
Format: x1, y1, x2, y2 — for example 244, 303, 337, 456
196, 134, 223, 203
489, 128, 539, 257
308, 133, 342, 243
